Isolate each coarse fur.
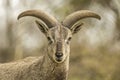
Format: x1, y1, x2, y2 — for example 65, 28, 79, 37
0, 10, 101, 80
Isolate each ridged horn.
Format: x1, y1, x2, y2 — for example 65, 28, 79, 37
63, 10, 101, 28
18, 10, 58, 28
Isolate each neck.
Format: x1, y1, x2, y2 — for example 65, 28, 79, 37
31, 50, 69, 80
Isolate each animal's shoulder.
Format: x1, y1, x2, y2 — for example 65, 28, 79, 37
0, 56, 43, 67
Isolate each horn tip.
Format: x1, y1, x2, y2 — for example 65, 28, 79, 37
17, 16, 20, 20
17, 14, 22, 20
97, 15, 101, 20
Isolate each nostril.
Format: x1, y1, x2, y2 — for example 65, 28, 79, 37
55, 53, 63, 58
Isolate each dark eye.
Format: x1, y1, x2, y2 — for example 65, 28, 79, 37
67, 37, 72, 44
68, 37, 72, 41
47, 37, 53, 44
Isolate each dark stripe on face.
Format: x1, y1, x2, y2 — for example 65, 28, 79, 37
56, 41, 63, 52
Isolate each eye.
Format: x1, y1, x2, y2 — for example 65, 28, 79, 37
47, 37, 53, 44
68, 37, 72, 41
67, 37, 72, 44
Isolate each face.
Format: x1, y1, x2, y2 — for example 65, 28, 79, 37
36, 21, 82, 63
46, 25, 72, 63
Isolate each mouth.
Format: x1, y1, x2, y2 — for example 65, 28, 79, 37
55, 57, 63, 63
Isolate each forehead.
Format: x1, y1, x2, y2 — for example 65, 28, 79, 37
50, 25, 71, 39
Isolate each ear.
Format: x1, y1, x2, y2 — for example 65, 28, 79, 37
35, 20, 49, 34
70, 23, 84, 34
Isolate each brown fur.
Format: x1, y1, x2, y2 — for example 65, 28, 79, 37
0, 26, 70, 80
0, 53, 69, 80
0, 10, 100, 80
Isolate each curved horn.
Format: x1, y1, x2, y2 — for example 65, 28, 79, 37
18, 10, 58, 28
63, 10, 101, 28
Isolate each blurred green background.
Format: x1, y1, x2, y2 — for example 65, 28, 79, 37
0, 0, 120, 80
